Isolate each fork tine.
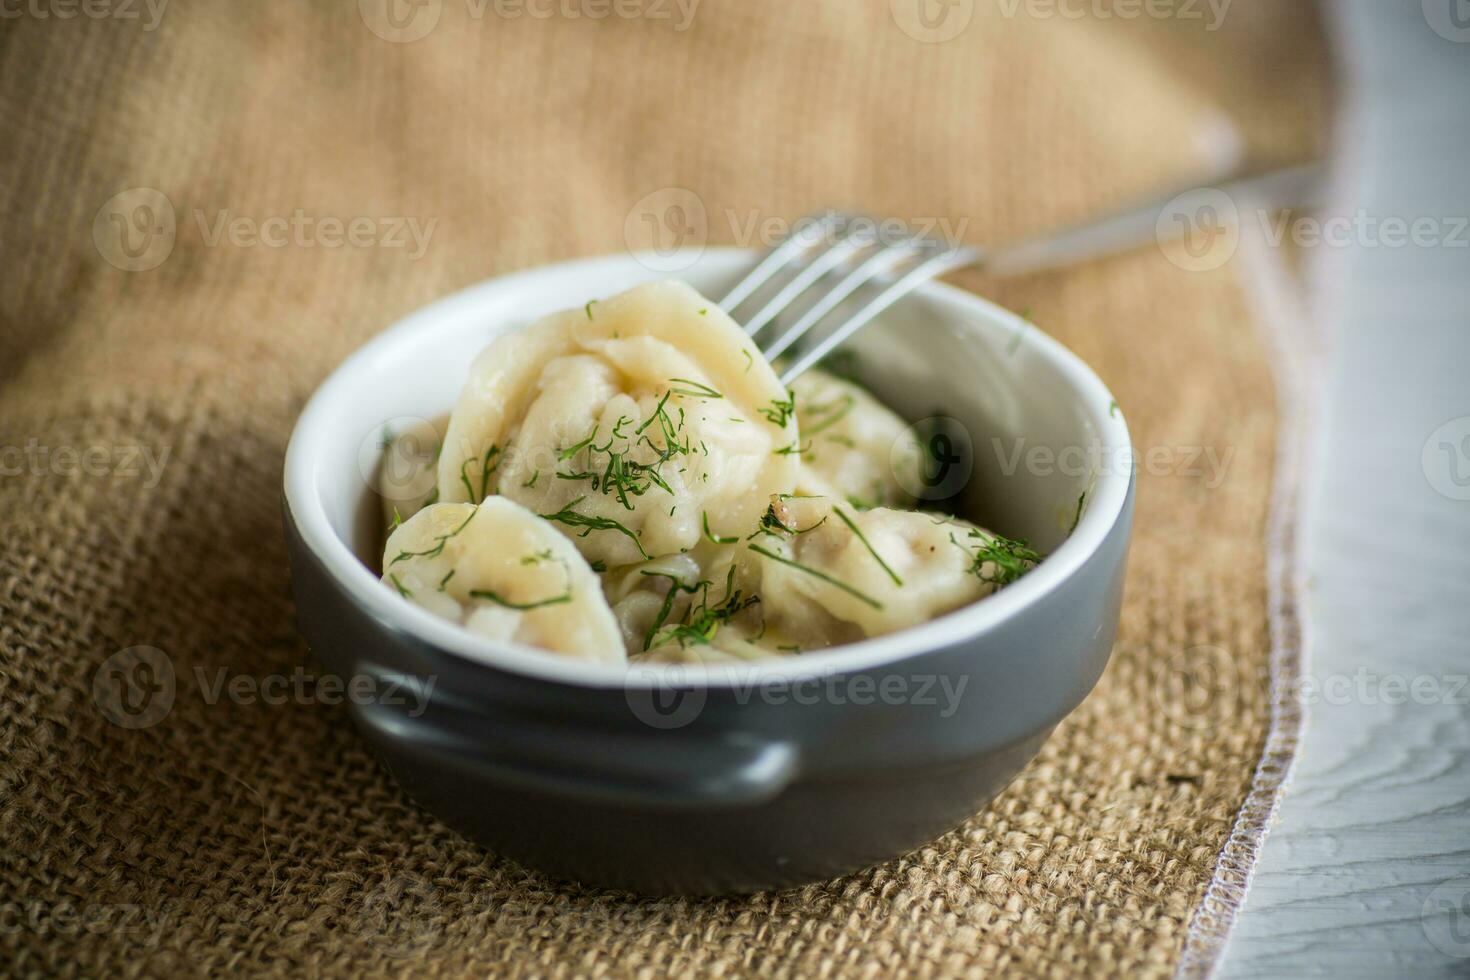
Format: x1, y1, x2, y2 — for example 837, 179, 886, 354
758, 240, 927, 363
777, 245, 983, 386
742, 232, 872, 338
717, 211, 848, 313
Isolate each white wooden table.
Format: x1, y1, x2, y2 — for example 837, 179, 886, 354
1217, 2, 1470, 976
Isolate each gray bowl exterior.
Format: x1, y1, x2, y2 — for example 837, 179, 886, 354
284, 478, 1132, 895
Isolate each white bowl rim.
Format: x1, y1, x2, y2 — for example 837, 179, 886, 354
284, 248, 1133, 690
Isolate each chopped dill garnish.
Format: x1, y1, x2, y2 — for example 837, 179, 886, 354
522, 471, 539, 488
389, 573, 411, 597
741, 349, 753, 373
520, 549, 555, 565
646, 566, 759, 649
698, 308, 707, 315
389, 506, 405, 531
774, 440, 811, 457
589, 559, 608, 573
459, 445, 502, 503
584, 300, 598, 320
748, 542, 883, 610
801, 394, 855, 437
1109, 400, 1120, 418
389, 506, 477, 565
668, 378, 723, 399
759, 393, 797, 427
746, 501, 829, 541
437, 569, 455, 591
825, 434, 857, 448
540, 497, 651, 559
777, 644, 801, 653
961, 529, 1039, 586
703, 511, 739, 544
469, 588, 572, 610
833, 505, 903, 586
639, 571, 703, 650
1007, 310, 1033, 356
379, 426, 395, 450
1069, 492, 1087, 534
558, 427, 600, 462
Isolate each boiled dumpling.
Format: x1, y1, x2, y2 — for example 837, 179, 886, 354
750, 496, 1036, 639
436, 281, 799, 567
376, 414, 447, 529
381, 499, 624, 663
789, 369, 922, 509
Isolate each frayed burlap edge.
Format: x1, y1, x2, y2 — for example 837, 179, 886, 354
1173, 224, 1328, 978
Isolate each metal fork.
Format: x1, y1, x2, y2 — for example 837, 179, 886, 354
726, 164, 1322, 385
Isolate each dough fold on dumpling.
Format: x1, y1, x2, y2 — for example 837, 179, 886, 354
381, 499, 624, 663
751, 496, 1034, 640
789, 369, 922, 509
436, 281, 799, 567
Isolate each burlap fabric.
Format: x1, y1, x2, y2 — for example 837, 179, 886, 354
0, 2, 1326, 976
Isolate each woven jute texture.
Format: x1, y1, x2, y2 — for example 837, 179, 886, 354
1, 2, 1326, 976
